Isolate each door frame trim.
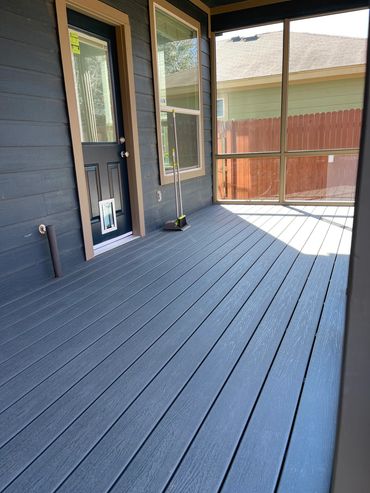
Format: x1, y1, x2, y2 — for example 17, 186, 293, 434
56, 0, 145, 260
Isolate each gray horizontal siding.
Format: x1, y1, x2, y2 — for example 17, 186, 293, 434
0, 9, 59, 50
0, 66, 64, 100
0, 0, 79, 303
0, 168, 76, 200
0, 122, 71, 147
0, 147, 73, 173
0, 93, 68, 123
0, 38, 62, 76
0, 0, 57, 27
0, 210, 81, 254
0, 189, 78, 228
0, 0, 212, 305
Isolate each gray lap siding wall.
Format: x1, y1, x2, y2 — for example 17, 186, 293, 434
0, 0, 212, 304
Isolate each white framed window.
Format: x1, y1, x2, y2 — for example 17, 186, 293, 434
216, 98, 224, 118
150, 0, 205, 185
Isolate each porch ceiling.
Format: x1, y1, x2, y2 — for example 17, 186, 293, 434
0, 204, 352, 492
201, 0, 289, 7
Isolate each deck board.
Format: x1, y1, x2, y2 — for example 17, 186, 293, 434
0, 206, 232, 330
0, 205, 352, 492
0, 205, 237, 324
0, 210, 254, 361
0, 207, 279, 404
1, 210, 291, 486
277, 214, 353, 493
164, 207, 335, 493
221, 208, 347, 493
0, 207, 268, 344
7, 209, 308, 492
0, 208, 273, 434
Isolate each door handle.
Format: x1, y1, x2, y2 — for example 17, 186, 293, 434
120, 151, 129, 158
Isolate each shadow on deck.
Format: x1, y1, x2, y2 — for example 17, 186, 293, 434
0, 204, 353, 492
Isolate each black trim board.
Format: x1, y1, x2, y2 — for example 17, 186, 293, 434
211, 0, 369, 32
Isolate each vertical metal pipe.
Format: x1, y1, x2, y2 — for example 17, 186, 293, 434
172, 147, 180, 218
279, 19, 290, 203
211, 32, 218, 203
173, 109, 184, 216
46, 225, 63, 278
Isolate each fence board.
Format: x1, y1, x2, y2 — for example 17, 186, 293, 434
217, 109, 362, 200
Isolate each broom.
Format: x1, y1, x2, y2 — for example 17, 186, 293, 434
163, 109, 190, 231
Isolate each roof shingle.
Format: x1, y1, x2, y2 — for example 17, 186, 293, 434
216, 32, 367, 81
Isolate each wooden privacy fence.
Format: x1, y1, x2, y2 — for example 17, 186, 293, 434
217, 109, 362, 200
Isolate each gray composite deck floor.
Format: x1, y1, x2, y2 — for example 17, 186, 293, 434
0, 204, 353, 493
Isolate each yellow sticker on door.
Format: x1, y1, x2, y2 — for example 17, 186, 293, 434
70, 31, 80, 54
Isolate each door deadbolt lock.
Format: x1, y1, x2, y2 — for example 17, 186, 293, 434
120, 151, 129, 158
119, 136, 126, 143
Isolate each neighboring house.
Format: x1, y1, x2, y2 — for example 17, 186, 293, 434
214, 32, 366, 200
216, 32, 366, 120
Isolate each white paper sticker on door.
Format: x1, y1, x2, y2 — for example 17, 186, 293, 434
99, 198, 117, 235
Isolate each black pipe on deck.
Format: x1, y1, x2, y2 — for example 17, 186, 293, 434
46, 225, 63, 278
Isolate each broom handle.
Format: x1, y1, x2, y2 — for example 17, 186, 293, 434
172, 147, 179, 218
173, 110, 184, 216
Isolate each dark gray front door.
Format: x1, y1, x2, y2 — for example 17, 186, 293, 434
68, 10, 132, 245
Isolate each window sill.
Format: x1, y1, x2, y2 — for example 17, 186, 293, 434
160, 166, 205, 186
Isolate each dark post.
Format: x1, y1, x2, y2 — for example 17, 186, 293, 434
46, 225, 63, 278
332, 18, 370, 492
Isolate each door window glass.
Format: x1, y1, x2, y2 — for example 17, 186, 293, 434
69, 29, 117, 142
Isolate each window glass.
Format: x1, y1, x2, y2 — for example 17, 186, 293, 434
215, 9, 368, 204
70, 29, 116, 142
287, 11, 368, 151
285, 154, 358, 201
217, 99, 224, 118
153, 3, 202, 177
217, 158, 280, 200
216, 23, 283, 153
155, 7, 199, 110
160, 112, 199, 172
